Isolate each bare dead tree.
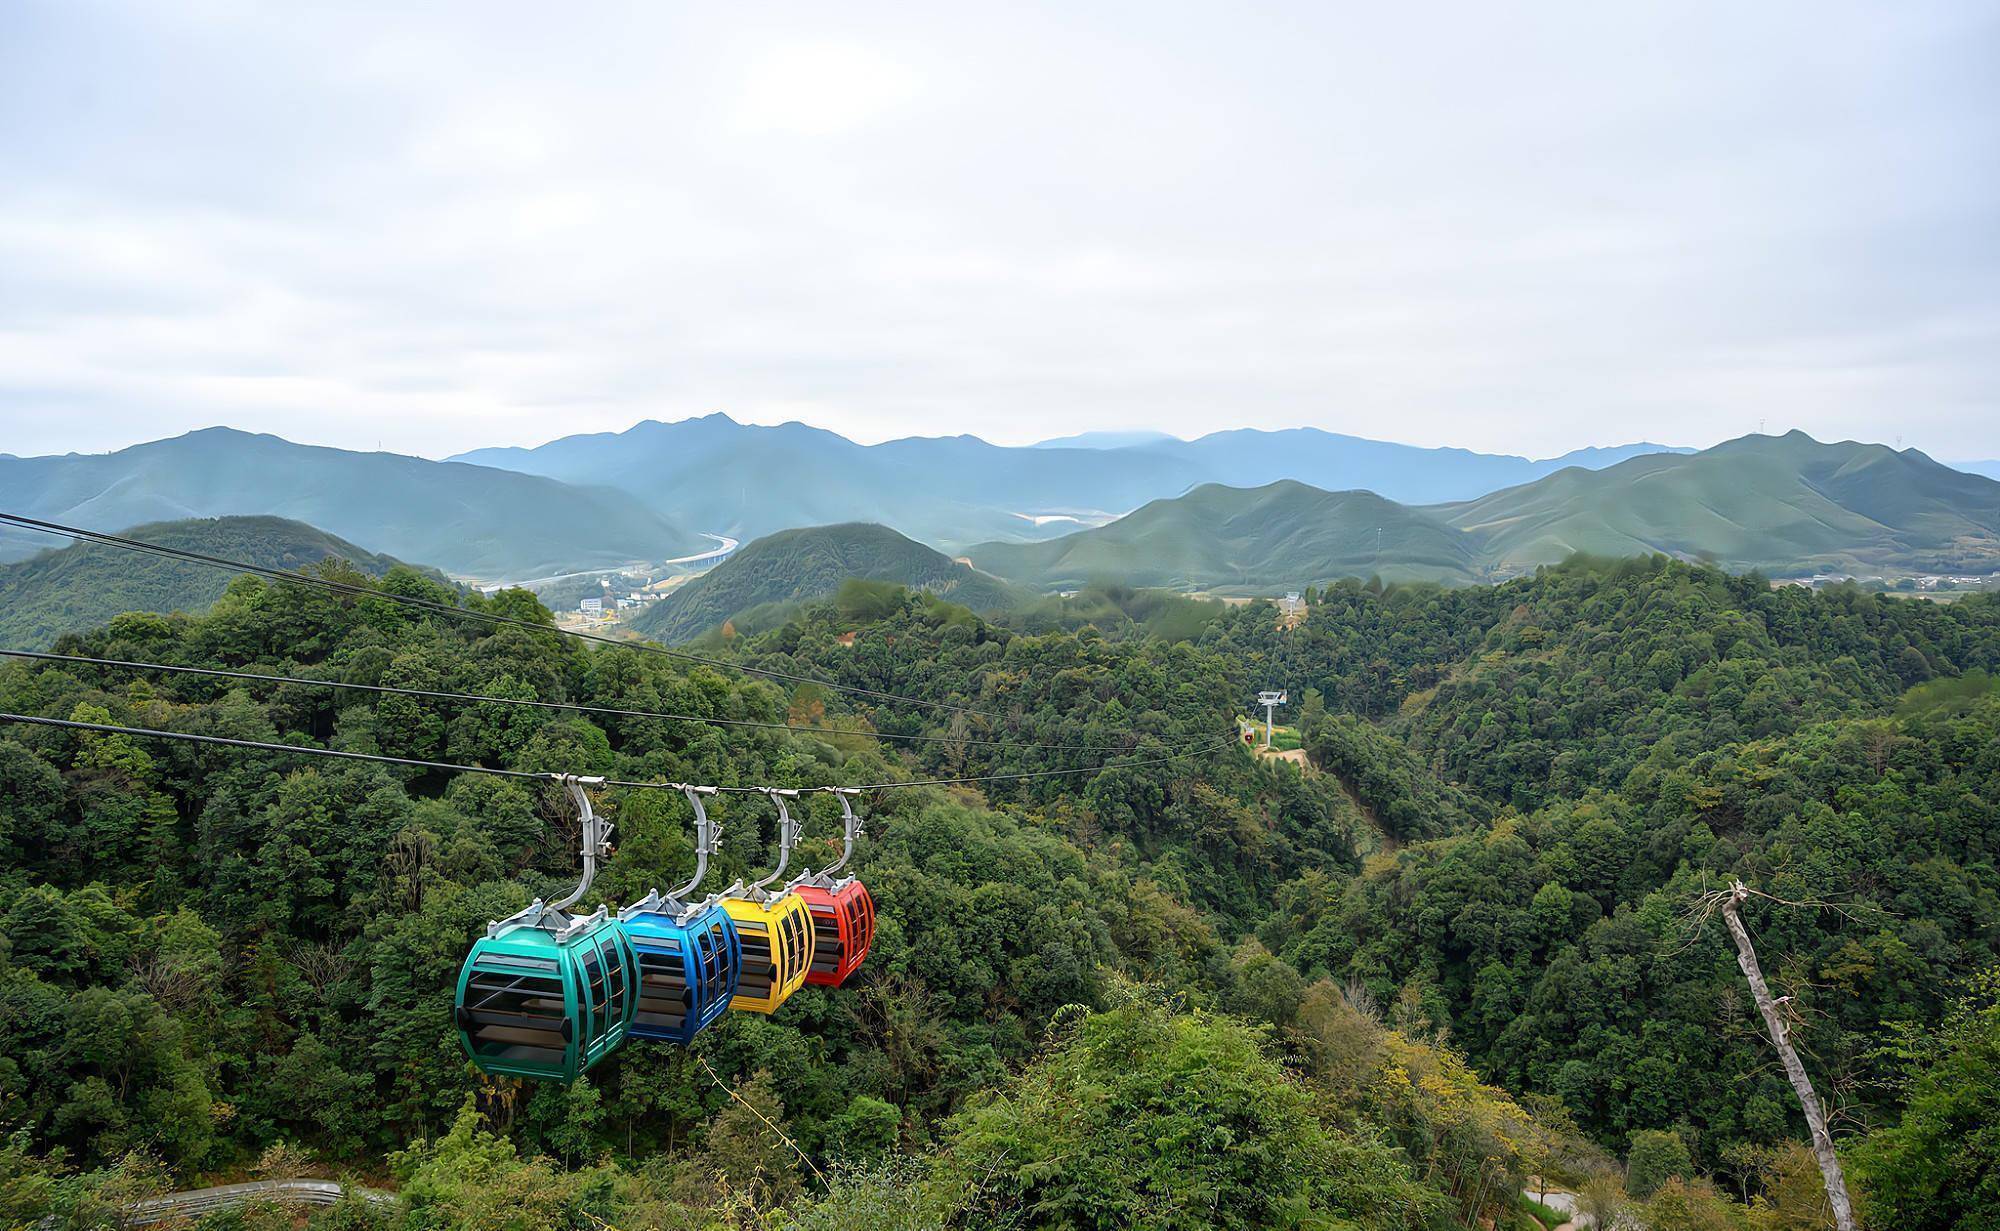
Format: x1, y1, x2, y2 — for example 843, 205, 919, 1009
130, 953, 203, 1015
1695, 880, 1858, 1231
291, 939, 354, 1001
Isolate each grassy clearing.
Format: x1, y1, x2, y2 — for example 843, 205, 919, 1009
1237, 717, 1304, 750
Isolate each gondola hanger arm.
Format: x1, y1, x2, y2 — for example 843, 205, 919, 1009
816, 788, 865, 880
550, 774, 610, 912
665, 783, 722, 901
749, 788, 802, 894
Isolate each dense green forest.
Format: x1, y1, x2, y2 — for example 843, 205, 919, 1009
3, 554, 1998, 1228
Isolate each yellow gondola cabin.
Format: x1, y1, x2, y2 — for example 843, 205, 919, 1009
718, 788, 815, 1013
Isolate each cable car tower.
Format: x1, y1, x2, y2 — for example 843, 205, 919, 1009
1256, 690, 1287, 748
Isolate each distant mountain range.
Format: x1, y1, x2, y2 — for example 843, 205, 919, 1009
0, 516, 413, 648
449, 414, 1697, 549
1114, 430, 1694, 504
969, 433, 2000, 593
631, 430, 2000, 641
630, 522, 1023, 643
452, 415, 1203, 550
0, 428, 701, 579
3, 420, 1994, 615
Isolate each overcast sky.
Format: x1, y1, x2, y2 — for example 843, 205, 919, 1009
3, 2, 1997, 462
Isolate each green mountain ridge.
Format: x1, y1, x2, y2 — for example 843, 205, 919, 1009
1438, 430, 2000, 576
9, 427, 1992, 602
631, 522, 1028, 642
0, 515, 417, 648
971, 433, 2000, 593
0, 427, 701, 579
969, 480, 1484, 593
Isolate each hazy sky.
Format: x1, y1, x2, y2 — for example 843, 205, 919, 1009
3, 2, 1997, 461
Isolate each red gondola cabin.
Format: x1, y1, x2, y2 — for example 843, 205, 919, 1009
787, 788, 874, 987
791, 878, 874, 987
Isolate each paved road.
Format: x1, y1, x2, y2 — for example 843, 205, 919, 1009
125, 1179, 393, 1225
1526, 1182, 1595, 1231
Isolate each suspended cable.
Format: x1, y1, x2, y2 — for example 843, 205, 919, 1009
0, 713, 1237, 792
0, 648, 1160, 753
0, 512, 1000, 720
0, 712, 556, 780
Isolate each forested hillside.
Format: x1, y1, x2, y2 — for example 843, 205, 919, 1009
1438, 432, 2000, 576
0, 428, 700, 579
970, 434, 2000, 592
0, 516, 414, 649
970, 480, 1484, 592
632, 522, 1026, 643
3, 554, 1998, 1228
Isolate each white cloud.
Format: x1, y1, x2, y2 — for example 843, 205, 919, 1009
733, 42, 922, 138
0, 1, 1995, 462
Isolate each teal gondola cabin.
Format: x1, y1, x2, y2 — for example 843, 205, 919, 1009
454, 907, 636, 1081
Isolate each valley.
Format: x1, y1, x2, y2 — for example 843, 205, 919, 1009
5, 423, 1995, 651
1, 415, 1996, 1231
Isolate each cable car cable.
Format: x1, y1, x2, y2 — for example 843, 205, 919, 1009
0, 512, 996, 717
0, 512, 1004, 721
0, 711, 559, 780
0, 712, 1238, 792
0, 648, 1168, 754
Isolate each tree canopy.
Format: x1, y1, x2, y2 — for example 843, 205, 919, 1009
2, 555, 1996, 1227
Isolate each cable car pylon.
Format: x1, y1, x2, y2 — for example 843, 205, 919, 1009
1256, 689, 1288, 748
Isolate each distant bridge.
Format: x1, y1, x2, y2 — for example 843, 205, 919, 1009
662, 532, 739, 566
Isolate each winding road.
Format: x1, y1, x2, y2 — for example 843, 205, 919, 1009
1525, 1182, 1595, 1231
473, 533, 739, 593
124, 1179, 394, 1225
663, 532, 739, 566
